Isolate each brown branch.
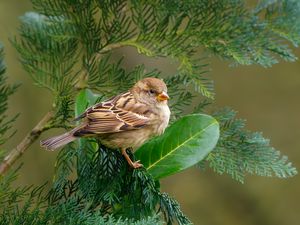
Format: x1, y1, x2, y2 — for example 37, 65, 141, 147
0, 37, 132, 177
0, 39, 137, 175
0, 111, 54, 176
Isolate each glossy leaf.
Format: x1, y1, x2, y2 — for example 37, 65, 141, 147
75, 88, 102, 117
75, 89, 102, 150
135, 114, 219, 180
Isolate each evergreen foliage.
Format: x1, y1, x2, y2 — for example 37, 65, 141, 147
207, 108, 297, 183
0, 169, 164, 225
0, 45, 18, 160
0, 0, 299, 224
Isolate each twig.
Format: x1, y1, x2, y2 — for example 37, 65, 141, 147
0, 39, 138, 175
98, 42, 128, 54
0, 111, 54, 176
97, 38, 156, 58
0, 39, 137, 175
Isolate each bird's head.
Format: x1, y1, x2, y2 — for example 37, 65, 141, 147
131, 77, 169, 106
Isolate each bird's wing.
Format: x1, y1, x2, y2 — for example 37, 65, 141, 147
74, 92, 151, 135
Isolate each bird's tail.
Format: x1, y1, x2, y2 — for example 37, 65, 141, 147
40, 131, 77, 151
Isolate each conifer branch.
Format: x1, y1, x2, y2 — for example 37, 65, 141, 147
0, 111, 54, 175
99, 41, 130, 54
98, 38, 154, 55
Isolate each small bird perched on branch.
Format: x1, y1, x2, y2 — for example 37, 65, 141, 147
41, 77, 170, 168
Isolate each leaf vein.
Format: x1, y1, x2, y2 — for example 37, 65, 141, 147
146, 121, 217, 170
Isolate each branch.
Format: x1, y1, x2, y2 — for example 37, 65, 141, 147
99, 42, 128, 54
98, 38, 149, 54
0, 111, 54, 176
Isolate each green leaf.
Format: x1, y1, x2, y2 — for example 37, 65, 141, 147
75, 88, 101, 117
75, 89, 102, 150
135, 114, 220, 179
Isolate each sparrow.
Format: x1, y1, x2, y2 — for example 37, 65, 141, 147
41, 77, 170, 168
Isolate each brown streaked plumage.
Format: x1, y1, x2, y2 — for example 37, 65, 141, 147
41, 77, 170, 168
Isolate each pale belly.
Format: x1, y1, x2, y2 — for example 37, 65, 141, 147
99, 119, 169, 151
99, 128, 154, 151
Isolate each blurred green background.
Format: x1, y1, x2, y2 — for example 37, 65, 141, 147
1, 1, 299, 225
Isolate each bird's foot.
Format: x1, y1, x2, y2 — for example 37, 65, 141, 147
121, 148, 143, 169
131, 160, 143, 169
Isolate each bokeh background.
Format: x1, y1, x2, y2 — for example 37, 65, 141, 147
1, 1, 299, 225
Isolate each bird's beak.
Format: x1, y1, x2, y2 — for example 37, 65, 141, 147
157, 91, 170, 102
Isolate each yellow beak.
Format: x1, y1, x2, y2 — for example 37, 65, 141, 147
157, 91, 170, 102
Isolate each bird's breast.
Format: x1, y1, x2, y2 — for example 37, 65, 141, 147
151, 103, 170, 136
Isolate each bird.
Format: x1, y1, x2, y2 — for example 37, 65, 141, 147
40, 77, 170, 169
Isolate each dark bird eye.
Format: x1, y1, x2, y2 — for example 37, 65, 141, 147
149, 89, 155, 94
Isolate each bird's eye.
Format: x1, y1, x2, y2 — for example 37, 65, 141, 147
149, 89, 155, 94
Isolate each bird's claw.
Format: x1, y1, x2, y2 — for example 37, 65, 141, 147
131, 160, 143, 169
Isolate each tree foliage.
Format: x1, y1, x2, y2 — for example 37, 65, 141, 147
206, 108, 297, 183
0, 45, 18, 161
0, 0, 299, 224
